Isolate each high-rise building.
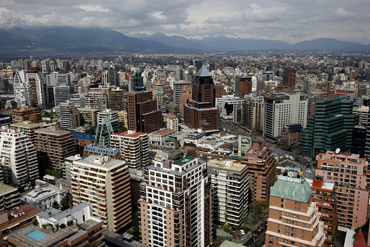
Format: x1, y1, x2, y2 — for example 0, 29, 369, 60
10, 121, 45, 144
179, 85, 192, 115
127, 91, 162, 133
207, 159, 249, 226
95, 109, 121, 147
173, 80, 190, 106
353, 106, 369, 125
102, 62, 117, 86
234, 75, 253, 98
306, 177, 338, 246
35, 125, 76, 171
109, 88, 125, 110
139, 155, 212, 246
184, 100, 219, 131
77, 108, 99, 126
60, 102, 80, 130
72, 155, 131, 232
7, 202, 105, 247
242, 96, 264, 132
53, 85, 70, 106
282, 67, 297, 89
12, 106, 42, 123
242, 141, 277, 201
85, 91, 108, 110
46, 72, 70, 86
110, 130, 149, 169
352, 125, 366, 158
26, 69, 47, 106
129, 67, 146, 92
265, 166, 325, 247
192, 65, 215, 107
13, 70, 32, 107
0, 127, 39, 185
264, 94, 307, 142
301, 95, 359, 157
315, 151, 368, 228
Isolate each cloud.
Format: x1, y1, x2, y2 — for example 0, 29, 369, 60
335, 8, 354, 17
76, 5, 108, 13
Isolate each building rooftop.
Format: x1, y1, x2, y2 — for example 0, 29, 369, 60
0, 183, 17, 195
70, 131, 95, 140
207, 159, 247, 172
196, 65, 211, 77
84, 144, 120, 156
74, 155, 125, 169
270, 178, 312, 203
21, 185, 64, 203
0, 204, 42, 230
305, 178, 335, 191
154, 129, 174, 136
10, 122, 43, 128
35, 127, 72, 136
220, 240, 244, 247
113, 130, 146, 138
174, 155, 196, 166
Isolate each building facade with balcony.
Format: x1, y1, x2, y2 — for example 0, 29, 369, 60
265, 166, 325, 247
71, 155, 131, 232
139, 155, 212, 247
207, 159, 249, 226
110, 130, 149, 169
306, 177, 337, 246
242, 141, 277, 201
0, 184, 21, 211
315, 151, 368, 228
11, 106, 42, 123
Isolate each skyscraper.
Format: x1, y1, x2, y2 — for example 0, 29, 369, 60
282, 67, 297, 89
139, 155, 212, 246
60, 102, 81, 130
234, 75, 253, 98
129, 67, 146, 92
265, 166, 325, 247
95, 109, 121, 147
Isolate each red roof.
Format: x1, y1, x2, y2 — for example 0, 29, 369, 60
113, 130, 146, 138
0, 109, 12, 113
0, 204, 42, 230
326, 93, 344, 98
154, 129, 174, 136
354, 230, 369, 247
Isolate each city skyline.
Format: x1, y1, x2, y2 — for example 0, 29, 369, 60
0, 0, 369, 44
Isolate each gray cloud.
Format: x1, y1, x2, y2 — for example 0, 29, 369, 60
0, 0, 369, 44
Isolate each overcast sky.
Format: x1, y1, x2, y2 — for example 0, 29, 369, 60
1, 0, 369, 44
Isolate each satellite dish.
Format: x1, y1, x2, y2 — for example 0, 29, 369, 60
335, 148, 340, 154
288, 171, 294, 178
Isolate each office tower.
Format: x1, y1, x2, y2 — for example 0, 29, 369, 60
72, 155, 131, 232
264, 94, 307, 142
207, 159, 249, 226
184, 65, 219, 131
173, 80, 190, 106
242, 141, 276, 201
214, 81, 226, 98
7, 202, 105, 247
352, 125, 366, 158
353, 106, 369, 125
12, 106, 42, 123
315, 151, 368, 228
234, 75, 253, 98
60, 102, 81, 130
46, 72, 70, 86
265, 166, 325, 247
163, 113, 179, 132
111, 130, 149, 169
35, 125, 76, 171
127, 91, 162, 133
233, 104, 243, 124
306, 177, 338, 246
13, 70, 33, 107
102, 62, 117, 86
129, 67, 146, 92
109, 88, 125, 110
301, 95, 359, 157
0, 128, 39, 185
178, 85, 192, 115
192, 65, 215, 106
85, 91, 108, 110
139, 155, 212, 246
53, 85, 70, 106
77, 108, 99, 126
26, 69, 47, 106
243, 96, 264, 132
216, 95, 245, 120
261, 71, 274, 82
282, 67, 297, 89
95, 109, 121, 147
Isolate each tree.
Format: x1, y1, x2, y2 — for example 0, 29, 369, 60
187, 150, 197, 157
121, 126, 127, 132
60, 193, 73, 210
52, 201, 59, 209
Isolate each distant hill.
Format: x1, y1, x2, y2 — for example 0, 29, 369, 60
139, 32, 208, 50
0, 26, 178, 52
292, 38, 370, 50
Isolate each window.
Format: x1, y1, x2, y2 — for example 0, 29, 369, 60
294, 207, 297, 211
284, 240, 289, 243
285, 226, 290, 230
303, 224, 305, 227
298, 208, 301, 212
270, 236, 274, 240
298, 202, 301, 206
302, 230, 305, 233
302, 236, 305, 240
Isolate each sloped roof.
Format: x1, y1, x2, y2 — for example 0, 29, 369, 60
196, 65, 211, 77
270, 178, 312, 203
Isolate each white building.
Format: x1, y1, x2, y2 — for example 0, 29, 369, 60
163, 113, 179, 132
139, 155, 212, 247
215, 95, 245, 120
13, 70, 32, 107
46, 72, 70, 86
21, 184, 67, 210
264, 94, 307, 141
62, 154, 82, 180
53, 85, 70, 106
0, 127, 39, 185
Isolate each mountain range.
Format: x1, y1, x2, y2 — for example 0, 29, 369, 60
0, 19, 369, 52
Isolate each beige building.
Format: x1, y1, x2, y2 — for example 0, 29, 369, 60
0, 183, 21, 211
179, 85, 192, 115
118, 110, 128, 128
10, 121, 45, 144
243, 97, 264, 131
207, 159, 249, 226
77, 108, 99, 126
71, 155, 131, 232
265, 166, 325, 247
353, 105, 369, 125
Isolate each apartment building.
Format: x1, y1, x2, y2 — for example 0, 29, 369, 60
242, 141, 277, 201
173, 80, 190, 106
10, 121, 45, 144
315, 151, 368, 228
78, 108, 99, 126
306, 177, 337, 246
0, 184, 21, 211
95, 109, 121, 147
21, 184, 67, 210
139, 155, 212, 247
242, 96, 264, 132
109, 88, 125, 110
85, 91, 108, 109
111, 130, 149, 169
265, 166, 325, 247
207, 159, 249, 226
0, 127, 39, 185
60, 101, 80, 130
71, 155, 131, 232
7, 202, 104, 247
34, 125, 76, 171
353, 105, 369, 125
62, 154, 82, 180
53, 85, 70, 106
280, 124, 303, 147
163, 113, 179, 132
12, 106, 42, 123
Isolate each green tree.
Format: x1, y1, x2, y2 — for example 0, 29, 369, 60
187, 150, 197, 157
52, 201, 60, 209
60, 193, 73, 210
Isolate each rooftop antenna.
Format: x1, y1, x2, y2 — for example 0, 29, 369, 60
335, 148, 340, 154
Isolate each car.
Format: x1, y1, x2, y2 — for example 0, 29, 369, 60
240, 229, 245, 235
236, 240, 242, 244
254, 230, 260, 236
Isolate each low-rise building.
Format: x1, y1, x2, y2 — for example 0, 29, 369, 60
7, 202, 105, 247
149, 129, 174, 147
12, 106, 42, 123
280, 124, 302, 147
207, 159, 249, 226
21, 184, 68, 210
0, 184, 21, 211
